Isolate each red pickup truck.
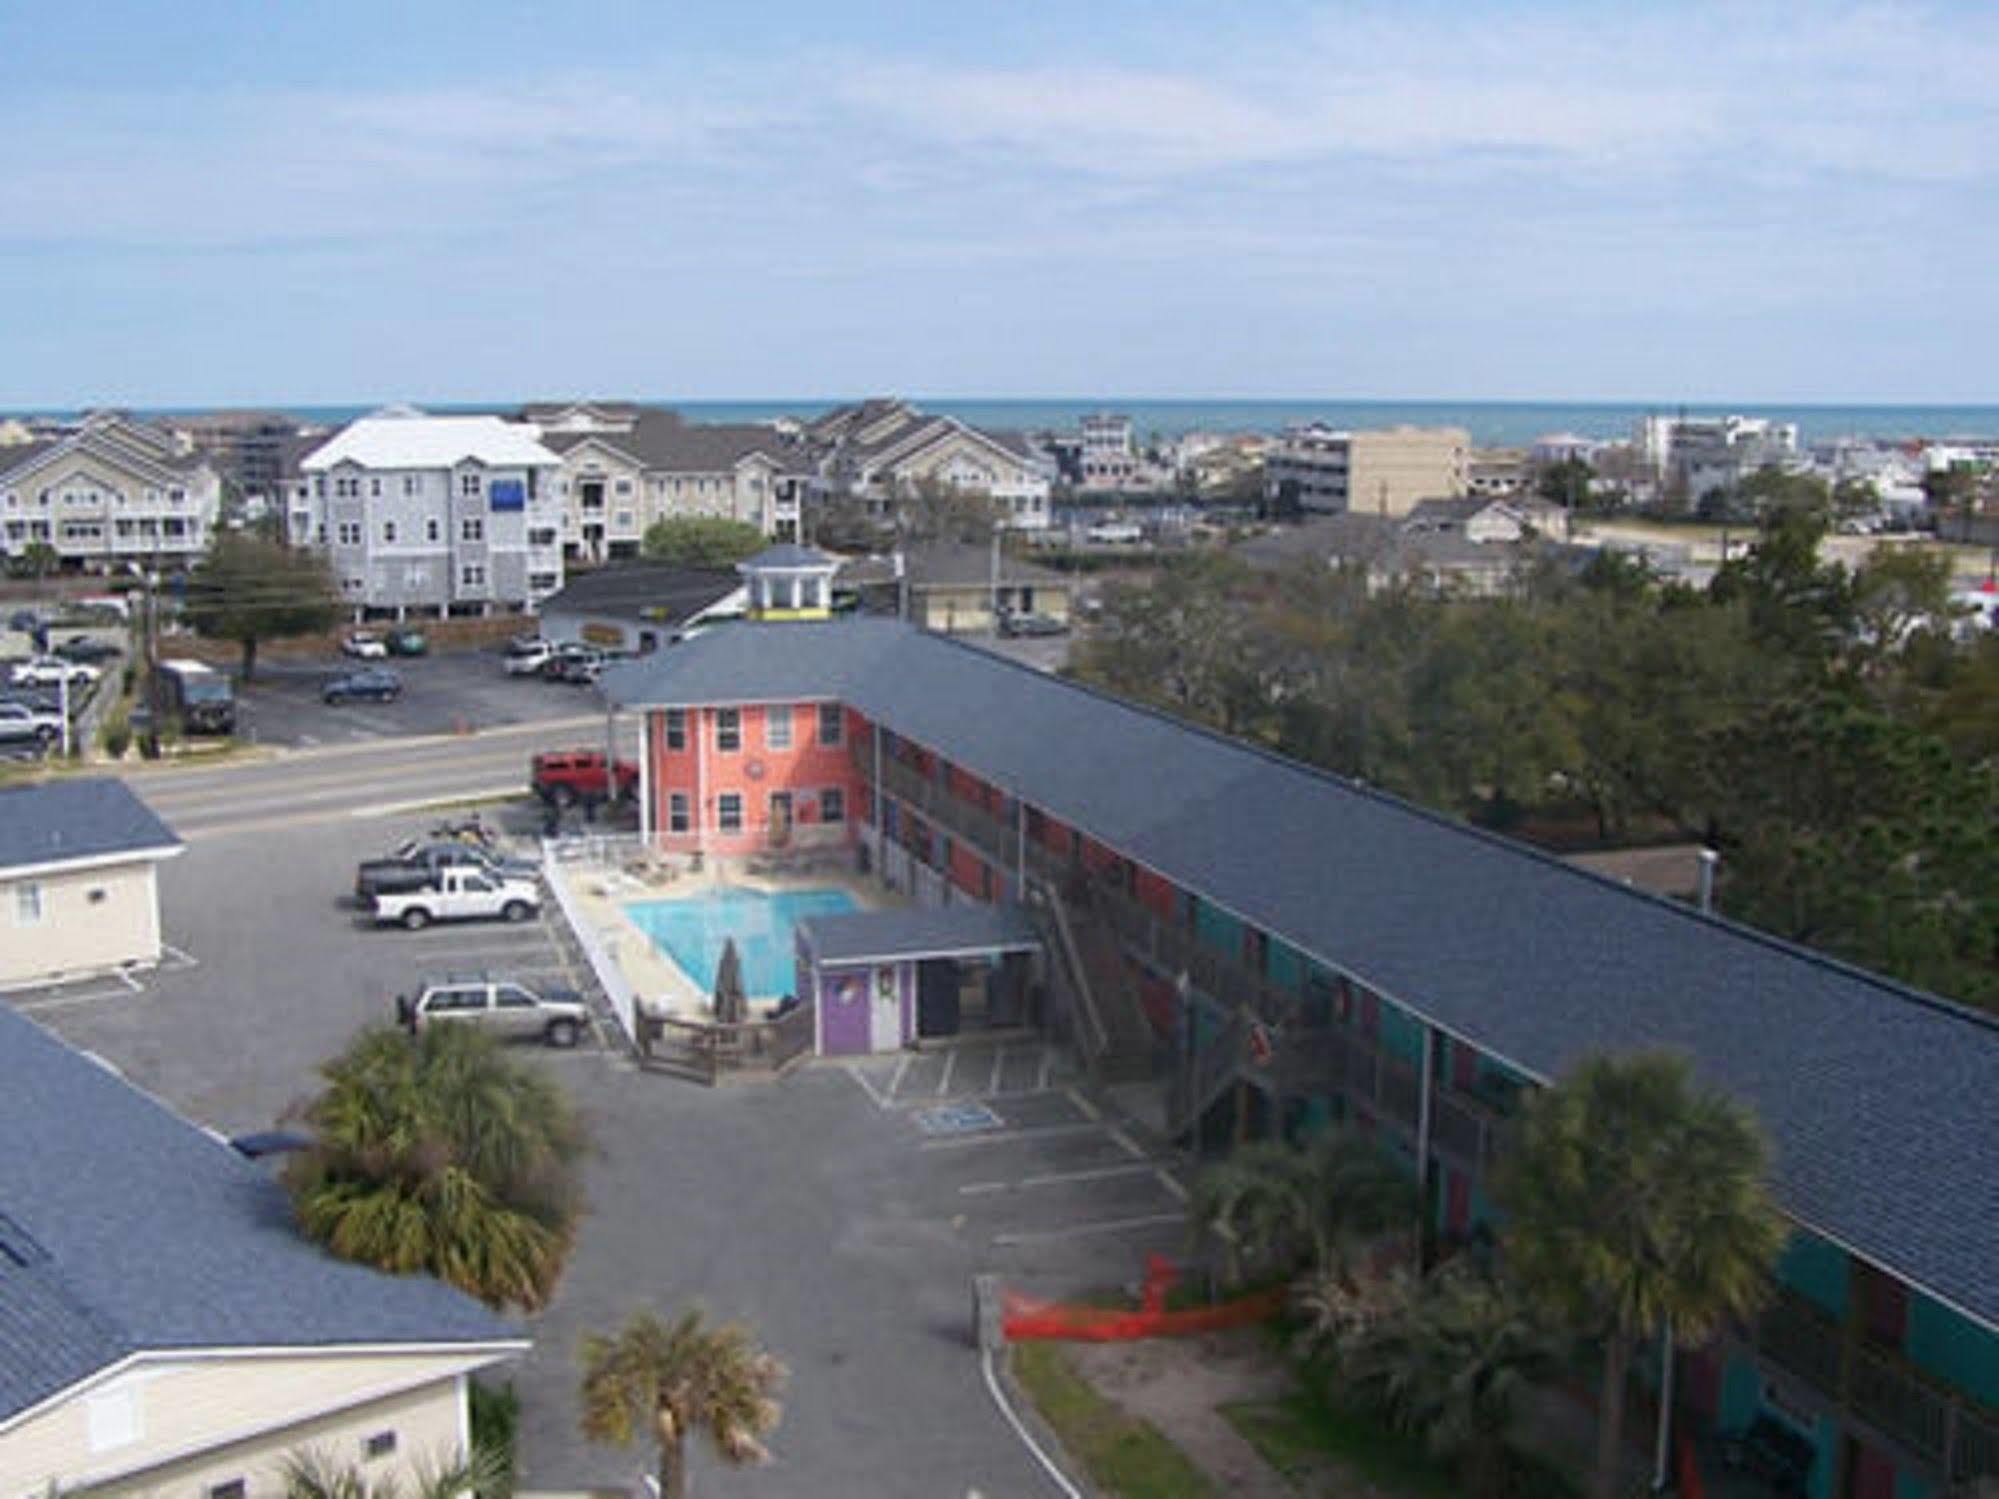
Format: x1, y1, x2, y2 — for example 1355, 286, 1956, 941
531, 749, 640, 806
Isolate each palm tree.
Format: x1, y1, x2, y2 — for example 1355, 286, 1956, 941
283, 1024, 587, 1311
1190, 1129, 1414, 1286
578, 1307, 787, 1499
282, 1441, 506, 1499
1334, 1266, 1562, 1499
1497, 1051, 1787, 1499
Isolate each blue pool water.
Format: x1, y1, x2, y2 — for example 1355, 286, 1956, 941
624, 886, 859, 997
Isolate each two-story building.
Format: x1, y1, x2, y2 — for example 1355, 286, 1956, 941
602, 599, 1998, 1499
0, 414, 222, 572
294, 409, 565, 619
528, 404, 810, 562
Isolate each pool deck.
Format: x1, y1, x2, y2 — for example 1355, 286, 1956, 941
568, 860, 902, 1022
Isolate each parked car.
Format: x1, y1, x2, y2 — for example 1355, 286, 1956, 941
541, 643, 605, 682
531, 748, 639, 806
0, 702, 63, 746
341, 630, 389, 659
54, 637, 123, 664
11, 656, 100, 688
0, 685, 64, 715
395, 975, 588, 1047
557, 652, 607, 685
322, 667, 403, 704
355, 840, 539, 901
998, 611, 1069, 638
504, 636, 555, 676
385, 628, 428, 657
371, 866, 542, 930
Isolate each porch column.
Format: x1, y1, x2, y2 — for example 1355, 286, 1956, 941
872, 717, 884, 868
638, 712, 653, 846
1416, 1025, 1438, 1253
1014, 796, 1026, 900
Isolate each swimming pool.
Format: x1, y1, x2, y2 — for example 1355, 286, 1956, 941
624, 886, 859, 998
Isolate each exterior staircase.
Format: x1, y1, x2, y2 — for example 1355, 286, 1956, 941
1026, 877, 1155, 1084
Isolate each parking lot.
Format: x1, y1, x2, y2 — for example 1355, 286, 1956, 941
236, 645, 605, 748
4, 799, 1184, 1496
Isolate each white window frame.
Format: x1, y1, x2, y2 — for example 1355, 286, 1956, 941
765, 704, 793, 751
14, 881, 44, 926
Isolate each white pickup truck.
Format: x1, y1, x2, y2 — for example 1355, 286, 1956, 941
371, 866, 541, 930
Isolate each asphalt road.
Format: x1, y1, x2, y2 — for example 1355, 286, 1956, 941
117, 714, 634, 841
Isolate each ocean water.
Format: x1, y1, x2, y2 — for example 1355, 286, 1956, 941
30, 397, 1999, 447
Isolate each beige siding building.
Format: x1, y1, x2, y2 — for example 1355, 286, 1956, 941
0, 779, 182, 988
1263, 424, 1469, 517
0, 995, 525, 1497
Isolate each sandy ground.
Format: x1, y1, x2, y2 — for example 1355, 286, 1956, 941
1064, 1329, 1339, 1498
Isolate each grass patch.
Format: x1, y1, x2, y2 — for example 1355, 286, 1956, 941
1220, 1391, 1458, 1499
1012, 1342, 1216, 1499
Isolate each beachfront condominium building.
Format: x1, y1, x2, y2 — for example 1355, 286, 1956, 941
527, 403, 813, 561
600, 587, 1999, 1499
0, 413, 222, 572
293, 409, 565, 618
1635, 414, 1802, 503
1263, 425, 1470, 517
803, 399, 1053, 530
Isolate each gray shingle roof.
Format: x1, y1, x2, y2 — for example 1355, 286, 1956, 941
798, 903, 1042, 966
543, 409, 800, 474
0, 779, 182, 874
0, 1005, 521, 1422
605, 618, 1999, 1331
539, 563, 741, 626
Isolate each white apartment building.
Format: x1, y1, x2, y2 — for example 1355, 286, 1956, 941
292, 409, 564, 618
527, 403, 810, 561
1634, 414, 1801, 501
1263, 425, 1469, 517
0, 414, 222, 570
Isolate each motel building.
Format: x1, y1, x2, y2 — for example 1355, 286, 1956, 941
601, 548, 1999, 1499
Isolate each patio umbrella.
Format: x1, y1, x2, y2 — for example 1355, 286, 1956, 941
713, 937, 748, 1025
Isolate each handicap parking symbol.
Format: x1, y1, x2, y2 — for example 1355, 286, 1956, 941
914, 1101, 1004, 1136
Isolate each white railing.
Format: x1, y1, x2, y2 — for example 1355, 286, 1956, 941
540, 836, 642, 1049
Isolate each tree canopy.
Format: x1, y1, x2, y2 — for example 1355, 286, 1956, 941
640, 516, 769, 570
283, 1024, 587, 1311
1071, 519, 1999, 1010
184, 530, 340, 679
1497, 1052, 1786, 1499
579, 1306, 786, 1499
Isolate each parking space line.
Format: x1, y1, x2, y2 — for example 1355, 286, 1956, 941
936, 1047, 958, 1097
993, 1213, 1185, 1248
13, 985, 145, 1015
844, 1065, 888, 1109
1107, 1126, 1143, 1160
887, 1052, 912, 1104
1154, 1168, 1189, 1204
883, 1086, 1074, 1112
988, 1045, 1005, 1094
1037, 1049, 1054, 1091
959, 1162, 1164, 1196
1066, 1088, 1101, 1122
919, 1122, 1105, 1152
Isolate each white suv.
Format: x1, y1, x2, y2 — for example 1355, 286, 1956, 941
505, 637, 555, 676
396, 976, 589, 1047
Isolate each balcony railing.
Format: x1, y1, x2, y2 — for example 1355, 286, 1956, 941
1748, 1286, 1998, 1485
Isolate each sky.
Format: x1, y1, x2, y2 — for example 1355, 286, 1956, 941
0, 0, 1994, 408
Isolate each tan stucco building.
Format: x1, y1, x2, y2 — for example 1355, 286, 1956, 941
0, 779, 183, 988
1263, 424, 1470, 518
